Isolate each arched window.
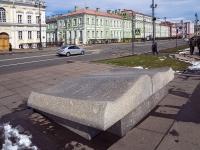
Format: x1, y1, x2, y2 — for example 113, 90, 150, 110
0, 7, 6, 22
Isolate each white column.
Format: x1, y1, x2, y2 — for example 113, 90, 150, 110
23, 9, 26, 23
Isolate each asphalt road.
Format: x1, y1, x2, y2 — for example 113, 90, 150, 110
0, 39, 187, 75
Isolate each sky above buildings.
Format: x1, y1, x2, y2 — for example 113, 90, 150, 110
44, 0, 199, 22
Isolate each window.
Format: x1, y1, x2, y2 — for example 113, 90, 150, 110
101, 31, 103, 37
92, 31, 94, 38
106, 20, 108, 26
28, 31, 32, 39
63, 21, 65, 27
27, 15, 31, 23
87, 18, 90, 25
18, 15, 22, 23
87, 31, 90, 37
37, 31, 40, 39
74, 31, 77, 38
52, 24, 54, 29
100, 19, 103, 26
79, 18, 82, 25
73, 19, 77, 26
18, 31, 22, 39
60, 21, 62, 27
106, 31, 108, 37
96, 31, 98, 37
36, 16, 39, 23
92, 18, 94, 25
96, 19, 98, 25
0, 7, 6, 22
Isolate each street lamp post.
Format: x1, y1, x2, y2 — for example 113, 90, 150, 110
143, 16, 146, 42
150, 0, 157, 53
35, 1, 45, 50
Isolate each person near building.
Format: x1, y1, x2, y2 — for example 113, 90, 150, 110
189, 37, 196, 55
9, 43, 12, 51
196, 37, 200, 56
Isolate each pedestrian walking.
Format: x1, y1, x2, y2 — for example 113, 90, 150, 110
189, 37, 196, 55
196, 37, 200, 56
9, 43, 12, 51
152, 42, 158, 55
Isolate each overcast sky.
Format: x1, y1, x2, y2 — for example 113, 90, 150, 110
44, 0, 199, 22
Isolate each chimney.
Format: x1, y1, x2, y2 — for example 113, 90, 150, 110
74, 6, 78, 12
107, 10, 111, 14
112, 11, 115, 14
86, 7, 89, 9
96, 8, 100, 11
118, 9, 121, 14
115, 9, 118, 14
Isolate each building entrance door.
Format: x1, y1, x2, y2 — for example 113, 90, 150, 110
0, 33, 9, 51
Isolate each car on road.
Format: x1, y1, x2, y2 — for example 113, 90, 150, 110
57, 45, 85, 56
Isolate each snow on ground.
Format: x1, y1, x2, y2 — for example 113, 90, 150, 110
133, 66, 144, 69
0, 123, 38, 150
159, 56, 166, 61
188, 61, 200, 70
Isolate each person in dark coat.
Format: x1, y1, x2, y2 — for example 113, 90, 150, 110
152, 42, 158, 55
189, 37, 196, 55
196, 37, 200, 56
9, 43, 12, 51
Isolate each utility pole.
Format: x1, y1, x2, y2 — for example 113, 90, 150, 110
131, 10, 134, 54
150, 0, 157, 54
195, 13, 199, 36
35, 1, 45, 50
143, 16, 146, 42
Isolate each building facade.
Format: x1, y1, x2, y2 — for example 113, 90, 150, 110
46, 6, 170, 45
0, 0, 46, 50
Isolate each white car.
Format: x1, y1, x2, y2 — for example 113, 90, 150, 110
57, 45, 85, 56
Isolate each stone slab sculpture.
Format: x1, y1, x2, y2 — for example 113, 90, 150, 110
28, 67, 174, 140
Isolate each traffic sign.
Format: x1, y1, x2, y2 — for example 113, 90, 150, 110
122, 12, 127, 20
134, 28, 141, 36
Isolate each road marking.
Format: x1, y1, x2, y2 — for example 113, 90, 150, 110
0, 53, 95, 68
0, 54, 56, 62
0, 58, 64, 67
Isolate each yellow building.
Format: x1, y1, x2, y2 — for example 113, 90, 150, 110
0, 0, 46, 50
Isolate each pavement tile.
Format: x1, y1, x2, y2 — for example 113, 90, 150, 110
0, 105, 12, 118
0, 94, 25, 105
152, 106, 180, 120
176, 102, 200, 123
10, 86, 34, 94
0, 77, 11, 83
27, 82, 49, 89
108, 128, 164, 150
0, 90, 16, 99
4, 82, 26, 89
18, 91, 32, 99
6, 100, 27, 112
170, 87, 192, 99
0, 79, 19, 86
21, 78, 40, 85
136, 116, 174, 134
158, 93, 188, 107
168, 122, 200, 146
0, 85, 7, 92
157, 135, 200, 150
5, 73, 26, 79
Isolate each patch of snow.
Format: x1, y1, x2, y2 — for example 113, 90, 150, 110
188, 61, 200, 70
1, 123, 38, 150
133, 66, 144, 69
159, 56, 166, 61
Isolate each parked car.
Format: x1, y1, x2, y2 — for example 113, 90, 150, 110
57, 45, 85, 56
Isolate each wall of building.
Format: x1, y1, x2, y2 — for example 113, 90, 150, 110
0, 0, 46, 49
